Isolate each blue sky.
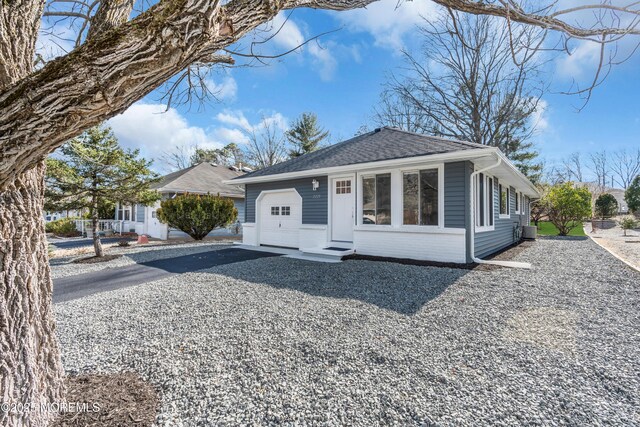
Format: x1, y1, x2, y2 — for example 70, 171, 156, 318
42, 0, 639, 177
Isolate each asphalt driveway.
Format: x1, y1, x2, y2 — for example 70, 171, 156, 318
53, 247, 279, 303
49, 237, 135, 249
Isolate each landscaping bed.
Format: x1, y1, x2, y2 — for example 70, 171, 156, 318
54, 238, 640, 426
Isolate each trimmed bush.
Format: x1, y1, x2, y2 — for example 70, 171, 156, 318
45, 218, 78, 237
594, 193, 618, 219
157, 193, 237, 240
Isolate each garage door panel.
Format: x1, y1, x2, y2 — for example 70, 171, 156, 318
258, 191, 301, 248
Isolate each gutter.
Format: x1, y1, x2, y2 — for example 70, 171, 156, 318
469, 155, 532, 269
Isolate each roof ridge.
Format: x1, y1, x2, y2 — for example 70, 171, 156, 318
380, 126, 487, 149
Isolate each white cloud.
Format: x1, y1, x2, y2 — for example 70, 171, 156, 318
336, 0, 438, 50
555, 41, 601, 79
308, 43, 338, 81
108, 103, 222, 162
269, 12, 305, 51
216, 110, 252, 131
207, 75, 238, 101
213, 109, 288, 143
531, 99, 549, 132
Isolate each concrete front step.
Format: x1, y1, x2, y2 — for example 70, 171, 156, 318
300, 247, 354, 261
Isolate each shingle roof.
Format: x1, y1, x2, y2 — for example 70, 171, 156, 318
237, 127, 489, 179
152, 162, 244, 198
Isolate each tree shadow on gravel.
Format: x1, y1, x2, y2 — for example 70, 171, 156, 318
213, 258, 470, 315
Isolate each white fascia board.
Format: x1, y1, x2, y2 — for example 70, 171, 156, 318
156, 188, 244, 198
494, 151, 541, 199
225, 148, 497, 185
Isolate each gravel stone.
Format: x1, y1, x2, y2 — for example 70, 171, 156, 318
54, 237, 640, 426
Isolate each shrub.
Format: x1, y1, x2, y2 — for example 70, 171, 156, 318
594, 193, 618, 219
45, 218, 78, 236
157, 193, 237, 240
546, 183, 592, 236
117, 240, 131, 247
618, 216, 638, 237
626, 175, 640, 214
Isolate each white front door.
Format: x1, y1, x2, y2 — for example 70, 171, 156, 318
331, 177, 355, 242
258, 190, 302, 248
146, 203, 168, 239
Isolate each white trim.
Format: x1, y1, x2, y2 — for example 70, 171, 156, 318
473, 172, 496, 233
354, 225, 464, 235
399, 164, 445, 229
498, 184, 510, 219
299, 224, 327, 230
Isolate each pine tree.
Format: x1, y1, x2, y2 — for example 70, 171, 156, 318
286, 113, 330, 158
45, 125, 160, 257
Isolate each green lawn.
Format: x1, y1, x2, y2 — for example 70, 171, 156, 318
532, 221, 586, 237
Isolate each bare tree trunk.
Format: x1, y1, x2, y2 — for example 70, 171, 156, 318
91, 197, 104, 257
0, 162, 65, 426
1, 3, 65, 426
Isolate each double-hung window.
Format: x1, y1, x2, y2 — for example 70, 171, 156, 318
499, 184, 510, 218
403, 168, 439, 226
475, 173, 494, 230
362, 174, 391, 225
515, 191, 521, 214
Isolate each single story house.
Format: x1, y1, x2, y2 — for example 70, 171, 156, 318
116, 162, 245, 240
229, 127, 539, 263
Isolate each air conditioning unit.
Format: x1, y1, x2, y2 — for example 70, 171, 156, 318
522, 225, 537, 240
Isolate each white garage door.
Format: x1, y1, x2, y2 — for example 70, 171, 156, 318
259, 190, 302, 248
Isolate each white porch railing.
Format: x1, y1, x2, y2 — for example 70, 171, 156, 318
75, 220, 125, 237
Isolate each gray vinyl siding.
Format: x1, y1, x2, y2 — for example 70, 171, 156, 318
474, 180, 523, 258
444, 161, 472, 229
244, 176, 328, 224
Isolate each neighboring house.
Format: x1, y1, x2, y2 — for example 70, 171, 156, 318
229, 127, 539, 263
44, 209, 83, 222
116, 162, 245, 240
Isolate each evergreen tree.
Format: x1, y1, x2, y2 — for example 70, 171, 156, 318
286, 113, 329, 158
45, 125, 160, 257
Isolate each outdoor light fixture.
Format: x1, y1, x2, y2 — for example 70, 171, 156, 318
312, 179, 320, 191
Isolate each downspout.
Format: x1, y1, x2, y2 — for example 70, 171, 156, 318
469, 155, 531, 269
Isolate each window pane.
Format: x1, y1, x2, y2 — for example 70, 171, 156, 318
376, 174, 391, 225
479, 173, 485, 226
362, 177, 376, 224
403, 173, 419, 225
420, 169, 438, 225
488, 178, 494, 225
500, 185, 508, 215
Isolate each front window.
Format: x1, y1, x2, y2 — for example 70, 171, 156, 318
499, 185, 509, 217
515, 191, 520, 213
475, 174, 494, 229
362, 174, 391, 225
403, 168, 439, 226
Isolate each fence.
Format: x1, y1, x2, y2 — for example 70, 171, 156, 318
75, 220, 125, 237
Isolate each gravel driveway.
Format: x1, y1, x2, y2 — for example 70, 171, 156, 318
54, 238, 640, 426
